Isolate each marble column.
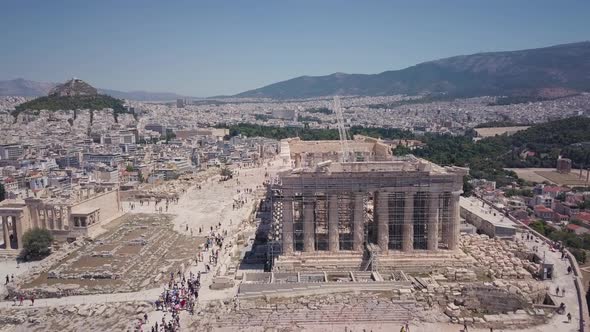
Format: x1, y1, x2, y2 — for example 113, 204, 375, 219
2, 217, 10, 249
427, 193, 440, 251
376, 191, 389, 253
282, 197, 294, 255
54, 208, 61, 230
303, 200, 315, 252
353, 192, 365, 252
12, 216, 20, 249
31, 209, 38, 229
447, 191, 461, 250
328, 194, 339, 253
402, 192, 415, 252
45, 209, 51, 230
37, 208, 44, 229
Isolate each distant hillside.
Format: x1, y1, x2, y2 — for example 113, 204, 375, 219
236, 41, 590, 99
15, 94, 126, 114
14, 79, 129, 121
0, 78, 55, 97
98, 89, 191, 101
0, 78, 193, 101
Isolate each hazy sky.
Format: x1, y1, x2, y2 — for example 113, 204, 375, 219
1, 0, 589, 96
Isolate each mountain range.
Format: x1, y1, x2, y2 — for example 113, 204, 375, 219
0, 78, 192, 101
235, 41, 590, 99
2, 41, 590, 100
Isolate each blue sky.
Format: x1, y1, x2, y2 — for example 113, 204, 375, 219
1, 0, 589, 96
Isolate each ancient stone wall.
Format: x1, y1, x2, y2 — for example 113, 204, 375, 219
462, 285, 527, 313
72, 189, 120, 228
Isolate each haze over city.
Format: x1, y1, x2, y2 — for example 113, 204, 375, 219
1, 0, 589, 96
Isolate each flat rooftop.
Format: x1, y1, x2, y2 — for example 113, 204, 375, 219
460, 196, 517, 230
288, 140, 377, 154
70, 206, 100, 215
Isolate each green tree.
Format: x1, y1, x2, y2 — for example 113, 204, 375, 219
570, 248, 587, 264
529, 220, 554, 237
578, 200, 590, 210
125, 165, 134, 172
20, 228, 53, 261
0, 183, 5, 201
393, 145, 411, 156
462, 177, 474, 197
220, 167, 233, 178
165, 132, 176, 143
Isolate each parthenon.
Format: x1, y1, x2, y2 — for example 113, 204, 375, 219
271, 137, 468, 270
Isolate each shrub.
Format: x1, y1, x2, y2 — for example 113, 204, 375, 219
20, 228, 53, 261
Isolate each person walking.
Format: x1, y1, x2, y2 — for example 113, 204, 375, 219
567, 312, 572, 323
30, 294, 34, 306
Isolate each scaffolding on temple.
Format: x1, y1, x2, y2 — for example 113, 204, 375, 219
264, 135, 467, 271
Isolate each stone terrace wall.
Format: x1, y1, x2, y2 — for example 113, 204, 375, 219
72, 190, 120, 227
462, 285, 528, 312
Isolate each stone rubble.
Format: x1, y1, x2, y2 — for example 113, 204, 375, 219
0, 301, 152, 332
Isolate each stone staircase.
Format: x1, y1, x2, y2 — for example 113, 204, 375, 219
377, 251, 476, 273
0, 249, 20, 260
214, 300, 417, 328
274, 250, 474, 273
238, 281, 413, 299
274, 252, 364, 271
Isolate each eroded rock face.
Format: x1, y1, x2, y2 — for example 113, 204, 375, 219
461, 285, 527, 313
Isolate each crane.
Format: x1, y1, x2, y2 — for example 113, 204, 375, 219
333, 96, 353, 162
